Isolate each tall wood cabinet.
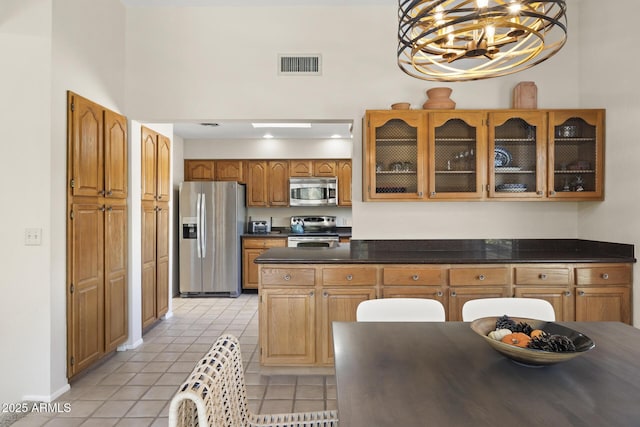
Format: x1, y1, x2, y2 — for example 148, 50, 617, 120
141, 127, 170, 329
66, 92, 128, 378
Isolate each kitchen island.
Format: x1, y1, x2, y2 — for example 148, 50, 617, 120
255, 239, 634, 366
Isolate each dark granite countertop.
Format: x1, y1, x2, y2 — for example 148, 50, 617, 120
254, 239, 635, 264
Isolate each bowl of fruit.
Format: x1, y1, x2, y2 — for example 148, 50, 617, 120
470, 315, 595, 367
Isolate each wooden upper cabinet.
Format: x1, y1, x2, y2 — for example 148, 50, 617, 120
337, 160, 352, 206
268, 160, 289, 206
70, 93, 104, 198
215, 160, 244, 182
157, 135, 171, 202
184, 160, 215, 181
141, 127, 171, 202
547, 109, 604, 200
247, 161, 268, 206
104, 110, 128, 199
141, 127, 157, 201
290, 160, 313, 177
428, 111, 486, 200
487, 111, 547, 200
314, 160, 337, 176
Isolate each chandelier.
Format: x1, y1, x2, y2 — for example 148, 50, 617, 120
398, 0, 567, 82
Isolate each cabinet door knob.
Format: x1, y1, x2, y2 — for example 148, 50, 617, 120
537, 191, 543, 196
157, 195, 162, 200
550, 190, 556, 196
564, 291, 571, 297
478, 274, 486, 281
100, 205, 106, 212
309, 291, 314, 297
106, 190, 113, 196
283, 274, 291, 281
99, 190, 106, 196
539, 273, 547, 280
602, 273, 609, 280
323, 291, 328, 297
412, 274, 419, 281
346, 274, 353, 281
430, 191, 436, 196
436, 291, 443, 297
106, 206, 113, 212
578, 290, 585, 296
450, 291, 457, 297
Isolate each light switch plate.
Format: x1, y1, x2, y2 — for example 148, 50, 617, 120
25, 228, 42, 246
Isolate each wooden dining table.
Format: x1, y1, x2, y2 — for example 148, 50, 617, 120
333, 321, 640, 427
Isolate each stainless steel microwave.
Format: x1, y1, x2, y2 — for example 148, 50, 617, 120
289, 177, 338, 206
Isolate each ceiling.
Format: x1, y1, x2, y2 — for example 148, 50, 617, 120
121, 0, 390, 6
172, 120, 353, 140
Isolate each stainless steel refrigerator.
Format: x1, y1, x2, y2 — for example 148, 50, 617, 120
179, 181, 246, 297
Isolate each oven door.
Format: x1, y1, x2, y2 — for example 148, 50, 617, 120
288, 236, 339, 248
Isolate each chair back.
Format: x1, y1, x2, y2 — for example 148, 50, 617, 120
169, 334, 249, 427
356, 298, 446, 322
462, 297, 556, 322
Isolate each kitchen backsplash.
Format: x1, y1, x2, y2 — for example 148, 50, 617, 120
247, 206, 352, 227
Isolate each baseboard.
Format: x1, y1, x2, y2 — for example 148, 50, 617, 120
23, 383, 70, 403
161, 311, 173, 320
117, 337, 143, 352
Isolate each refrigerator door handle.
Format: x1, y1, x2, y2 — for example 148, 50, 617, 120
201, 192, 207, 257
196, 193, 202, 258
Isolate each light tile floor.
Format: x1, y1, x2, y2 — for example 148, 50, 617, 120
12, 294, 336, 427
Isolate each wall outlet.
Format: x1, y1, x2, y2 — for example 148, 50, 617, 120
25, 228, 42, 246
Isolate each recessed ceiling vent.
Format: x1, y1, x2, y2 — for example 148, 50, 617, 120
278, 54, 322, 76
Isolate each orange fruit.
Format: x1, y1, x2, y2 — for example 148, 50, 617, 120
501, 332, 532, 348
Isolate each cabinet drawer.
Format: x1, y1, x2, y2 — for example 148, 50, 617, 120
514, 267, 570, 285
322, 267, 377, 286
243, 237, 286, 249
383, 267, 446, 286
261, 268, 315, 286
576, 265, 631, 285
449, 267, 509, 286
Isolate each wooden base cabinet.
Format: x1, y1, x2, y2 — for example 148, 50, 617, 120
258, 262, 632, 366
259, 265, 376, 366
242, 237, 287, 290
574, 265, 632, 323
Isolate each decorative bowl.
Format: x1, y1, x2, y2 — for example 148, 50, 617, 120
470, 316, 595, 367
391, 102, 411, 110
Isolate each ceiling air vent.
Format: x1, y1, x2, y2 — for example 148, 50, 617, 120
278, 54, 322, 76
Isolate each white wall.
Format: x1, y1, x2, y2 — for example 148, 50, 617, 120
0, 0, 54, 405
575, 1, 640, 325
124, 2, 583, 241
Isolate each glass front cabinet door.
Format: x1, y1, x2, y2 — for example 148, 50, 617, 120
488, 111, 547, 199
365, 111, 427, 200
548, 110, 604, 200
428, 112, 485, 199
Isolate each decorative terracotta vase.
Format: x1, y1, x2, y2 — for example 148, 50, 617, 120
423, 87, 456, 109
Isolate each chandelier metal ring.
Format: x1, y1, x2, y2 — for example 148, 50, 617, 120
398, 0, 568, 81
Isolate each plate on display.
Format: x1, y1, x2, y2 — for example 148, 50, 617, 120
494, 146, 512, 167
496, 183, 527, 192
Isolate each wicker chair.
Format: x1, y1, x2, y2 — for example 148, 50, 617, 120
169, 334, 338, 427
